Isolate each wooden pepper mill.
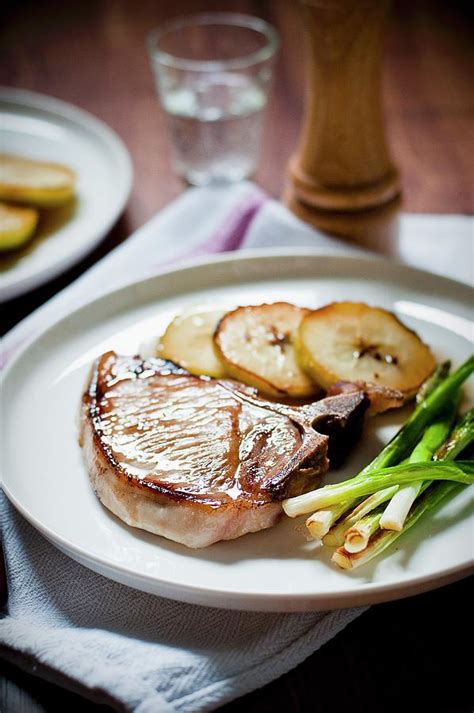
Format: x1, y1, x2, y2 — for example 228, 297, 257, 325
285, 0, 401, 239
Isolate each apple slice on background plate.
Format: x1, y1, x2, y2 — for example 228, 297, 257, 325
0, 88, 132, 301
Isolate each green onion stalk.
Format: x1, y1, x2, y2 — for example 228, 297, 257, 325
303, 365, 451, 539
284, 357, 473, 520
326, 407, 456, 548
332, 408, 474, 569
289, 460, 472, 512
322, 485, 398, 547
330, 403, 456, 548
379, 396, 459, 531
343, 509, 385, 553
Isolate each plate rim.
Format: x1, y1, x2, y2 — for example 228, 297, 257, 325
0, 86, 133, 301
1, 248, 473, 611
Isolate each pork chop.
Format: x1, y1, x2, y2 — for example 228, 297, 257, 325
80, 351, 368, 548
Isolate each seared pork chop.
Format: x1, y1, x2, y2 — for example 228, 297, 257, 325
80, 352, 368, 548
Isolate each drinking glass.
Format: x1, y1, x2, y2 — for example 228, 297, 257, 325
148, 13, 279, 186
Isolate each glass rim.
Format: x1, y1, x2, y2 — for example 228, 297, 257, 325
147, 12, 279, 72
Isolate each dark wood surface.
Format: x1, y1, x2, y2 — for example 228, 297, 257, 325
1, 1, 473, 712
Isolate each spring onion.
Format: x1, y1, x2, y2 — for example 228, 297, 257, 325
379, 398, 458, 531
302, 363, 452, 536
332, 409, 474, 569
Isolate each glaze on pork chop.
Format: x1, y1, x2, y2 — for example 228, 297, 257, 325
80, 352, 368, 548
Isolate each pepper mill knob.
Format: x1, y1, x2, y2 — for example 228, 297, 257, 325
286, 0, 401, 216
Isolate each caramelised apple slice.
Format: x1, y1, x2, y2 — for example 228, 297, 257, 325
0, 202, 38, 251
0, 154, 75, 207
214, 302, 318, 398
158, 309, 227, 378
297, 301, 436, 399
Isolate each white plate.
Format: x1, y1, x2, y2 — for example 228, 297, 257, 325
0, 88, 132, 301
1, 251, 473, 611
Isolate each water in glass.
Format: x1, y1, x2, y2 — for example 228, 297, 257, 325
162, 72, 266, 185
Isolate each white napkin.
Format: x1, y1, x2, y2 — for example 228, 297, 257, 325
1, 182, 471, 712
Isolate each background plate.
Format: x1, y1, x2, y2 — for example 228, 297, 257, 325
0, 87, 132, 301
1, 251, 473, 611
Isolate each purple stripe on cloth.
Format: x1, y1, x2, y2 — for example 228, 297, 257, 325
148, 188, 268, 273
188, 189, 267, 257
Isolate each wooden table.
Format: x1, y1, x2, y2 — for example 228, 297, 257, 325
1, 1, 472, 711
